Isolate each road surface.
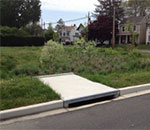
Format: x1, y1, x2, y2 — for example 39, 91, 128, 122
1, 93, 150, 129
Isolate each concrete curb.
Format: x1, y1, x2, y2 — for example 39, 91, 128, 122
119, 83, 150, 96
37, 72, 74, 79
63, 90, 120, 108
1, 83, 149, 121
0, 100, 63, 121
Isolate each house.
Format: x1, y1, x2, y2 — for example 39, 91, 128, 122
146, 26, 150, 45
77, 24, 84, 34
118, 16, 147, 44
57, 25, 80, 44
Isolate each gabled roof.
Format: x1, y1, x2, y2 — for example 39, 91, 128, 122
77, 24, 84, 31
120, 16, 145, 24
64, 26, 75, 32
58, 26, 75, 32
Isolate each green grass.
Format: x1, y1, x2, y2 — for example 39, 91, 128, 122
0, 47, 61, 110
80, 71, 150, 88
0, 45, 150, 110
0, 76, 60, 110
116, 44, 150, 50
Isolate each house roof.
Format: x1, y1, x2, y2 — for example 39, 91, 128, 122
58, 26, 74, 32
58, 26, 75, 32
77, 24, 84, 31
120, 16, 145, 24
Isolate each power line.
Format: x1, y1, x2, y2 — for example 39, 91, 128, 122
41, 13, 95, 29
44, 16, 88, 25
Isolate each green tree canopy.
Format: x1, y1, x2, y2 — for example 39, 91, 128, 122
44, 24, 55, 42
0, 0, 41, 28
123, 0, 150, 17
94, 0, 124, 21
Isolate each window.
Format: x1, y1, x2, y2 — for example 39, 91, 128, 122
133, 25, 136, 31
60, 32, 62, 36
67, 32, 69, 36
122, 26, 125, 32
63, 32, 65, 36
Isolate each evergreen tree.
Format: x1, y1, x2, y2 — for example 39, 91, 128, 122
95, 0, 124, 21
127, 0, 150, 17
123, 0, 150, 23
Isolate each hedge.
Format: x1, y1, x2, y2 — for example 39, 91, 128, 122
0, 35, 45, 46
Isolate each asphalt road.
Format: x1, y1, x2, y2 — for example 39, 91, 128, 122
138, 49, 150, 53
1, 94, 150, 129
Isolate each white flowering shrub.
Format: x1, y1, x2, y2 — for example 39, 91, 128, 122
74, 38, 96, 51
73, 38, 96, 63
40, 40, 64, 69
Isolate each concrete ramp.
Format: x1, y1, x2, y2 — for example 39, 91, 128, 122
39, 73, 119, 107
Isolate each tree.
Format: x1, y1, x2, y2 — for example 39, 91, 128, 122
125, 21, 138, 45
124, 0, 150, 17
0, 0, 41, 28
88, 15, 118, 44
81, 26, 88, 41
55, 19, 65, 31
53, 32, 59, 42
44, 24, 54, 42
95, 0, 124, 21
21, 23, 43, 36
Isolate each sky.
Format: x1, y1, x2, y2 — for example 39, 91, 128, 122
40, 0, 98, 28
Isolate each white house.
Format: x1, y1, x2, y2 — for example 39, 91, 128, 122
57, 25, 80, 44
146, 26, 150, 45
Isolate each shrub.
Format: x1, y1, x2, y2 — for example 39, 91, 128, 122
0, 26, 29, 36
74, 38, 96, 50
20, 24, 43, 36
0, 35, 45, 46
40, 40, 64, 70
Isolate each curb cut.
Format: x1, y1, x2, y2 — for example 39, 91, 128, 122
119, 83, 150, 96
0, 100, 63, 121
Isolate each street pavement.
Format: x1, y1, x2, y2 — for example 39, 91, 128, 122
1, 93, 150, 129
138, 49, 150, 53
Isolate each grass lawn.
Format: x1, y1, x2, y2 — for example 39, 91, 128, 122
80, 71, 150, 88
116, 44, 150, 50
0, 47, 60, 110
0, 45, 150, 110
0, 77, 60, 110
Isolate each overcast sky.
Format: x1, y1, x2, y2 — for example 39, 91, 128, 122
40, 0, 98, 28
41, 0, 98, 12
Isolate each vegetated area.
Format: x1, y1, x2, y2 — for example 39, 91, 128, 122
0, 42, 150, 110
0, 47, 60, 110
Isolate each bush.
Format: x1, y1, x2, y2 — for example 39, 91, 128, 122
0, 35, 45, 46
74, 38, 96, 50
0, 26, 29, 36
20, 24, 43, 36
40, 40, 64, 70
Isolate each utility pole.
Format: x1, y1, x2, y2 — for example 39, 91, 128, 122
112, 7, 116, 49
44, 22, 45, 30
88, 12, 90, 25
87, 12, 90, 41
